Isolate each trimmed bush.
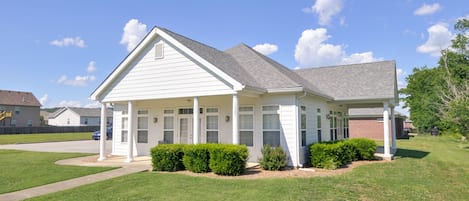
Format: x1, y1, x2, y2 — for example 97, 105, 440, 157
209, 144, 248, 176
310, 143, 341, 169
183, 144, 212, 173
348, 138, 377, 160
259, 145, 287, 171
151, 144, 186, 172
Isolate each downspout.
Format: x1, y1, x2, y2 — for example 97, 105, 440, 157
295, 91, 307, 168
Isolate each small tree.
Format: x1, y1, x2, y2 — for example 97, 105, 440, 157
259, 145, 288, 171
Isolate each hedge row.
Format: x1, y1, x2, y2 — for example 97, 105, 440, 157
310, 138, 376, 169
150, 144, 248, 176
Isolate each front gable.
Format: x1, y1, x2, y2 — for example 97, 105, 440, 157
92, 28, 242, 102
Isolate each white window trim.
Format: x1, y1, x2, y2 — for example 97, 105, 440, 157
239, 105, 254, 147
121, 110, 129, 143
163, 108, 175, 144
301, 106, 306, 147
262, 105, 281, 147
206, 107, 219, 143
317, 108, 322, 143
137, 110, 149, 143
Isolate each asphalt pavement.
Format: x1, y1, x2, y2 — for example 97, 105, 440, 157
0, 140, 112, 153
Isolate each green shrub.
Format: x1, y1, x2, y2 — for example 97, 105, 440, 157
209, 144, 248, 176
183, 144, 212, 173
259, 145, 287, 171
348, 138, 377, 160
310, 143, 341, 169
339, 141, 358, 163
151, 144, 186, 172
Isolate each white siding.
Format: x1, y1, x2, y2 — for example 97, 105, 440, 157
48, 110, 80, 126
102, 38, 235, 102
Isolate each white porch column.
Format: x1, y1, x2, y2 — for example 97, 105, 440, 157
98, 103, 107, 161
126, 101, 134, 163
193, 97, 199, 144
383, 102, 391, 158
391, 106, 397, 151
232, 94, 239, 144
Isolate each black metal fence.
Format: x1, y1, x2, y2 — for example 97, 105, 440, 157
0, 126, 100, 135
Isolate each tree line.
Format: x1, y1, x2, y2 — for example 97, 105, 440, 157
400, 19, 469, 136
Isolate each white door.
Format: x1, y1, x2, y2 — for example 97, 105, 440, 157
179, 117, 192, 144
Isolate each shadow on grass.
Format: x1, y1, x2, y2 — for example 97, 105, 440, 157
395, 148, 430, 159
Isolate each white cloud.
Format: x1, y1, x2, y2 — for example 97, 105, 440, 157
294, 28, 381, 67
86, 61, 97, 73
56, 75, 96, 87
253, 43, 279, 55
39, 94, 49, 106
417, 23, 453, 57
414, 3, 441, 16
396, 68, 407, 89
58, 100, 82, 107
303, 0, 344, 26
83, 101, 101, 108
50, 37, 86, 48
120, 19, 148, 52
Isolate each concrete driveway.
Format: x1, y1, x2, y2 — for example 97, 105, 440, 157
0, 140, 112, 153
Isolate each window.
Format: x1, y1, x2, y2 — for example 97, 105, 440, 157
155, 43, 164, 59
178, 108, 203, 114
163, 109, 174, 144
301, 106, 306, 147
239, 106, 254, 146
10, 119, 16, 127
137, 110, 148, 143
84, 118, 88, 125
121, 110, 128, 143
344, 116, 349, 138
14, 107, 20, 115
317, 108, 322, 143
27, 120, 33, 127
329, 111, 334, 141
206, 108, 218, 143
263, 105, 280, 147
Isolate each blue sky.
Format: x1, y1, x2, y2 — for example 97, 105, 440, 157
0, 0, 467, 115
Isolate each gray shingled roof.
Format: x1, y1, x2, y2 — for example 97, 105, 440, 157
50, 107, 113, 118
0, 90, 41, 107
158, 27, 261, 88
294, 61, 397, 100
225, 44, 331, 98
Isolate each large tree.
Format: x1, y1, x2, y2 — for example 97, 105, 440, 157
401, 19, 469, 135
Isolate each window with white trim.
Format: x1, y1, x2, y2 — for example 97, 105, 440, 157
206, 107, 219, 143
137, 110, 148, 143
329, 111, 337, 141
301, 106, 307, 147
155, 43, 164, 59
344, 115, 349, 138
239, 106, 253, 146
121, 110, 128, 143
317, 108, 322, 143
163, 109, 174, 144
263, 105, 280, 147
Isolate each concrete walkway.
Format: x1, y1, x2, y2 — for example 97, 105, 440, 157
0, 155, 152, 201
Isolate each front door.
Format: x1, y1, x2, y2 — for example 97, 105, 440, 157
179, 117, 192, 144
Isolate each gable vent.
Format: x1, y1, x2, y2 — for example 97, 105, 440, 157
155, 43, 164, 59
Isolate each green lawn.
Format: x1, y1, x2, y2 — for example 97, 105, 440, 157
0, 133, 92, 144
0, 150, 114, 194
28, 135, 469, 201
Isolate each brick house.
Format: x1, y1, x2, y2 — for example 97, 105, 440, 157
349, 108, 406, 140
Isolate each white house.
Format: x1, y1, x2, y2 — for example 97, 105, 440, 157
48, 107, 113, 126
91, 27, 398, 166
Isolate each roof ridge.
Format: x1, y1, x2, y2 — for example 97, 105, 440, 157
295, 60, 396, 71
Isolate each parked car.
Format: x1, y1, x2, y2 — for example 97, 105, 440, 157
92, 127, 113, 140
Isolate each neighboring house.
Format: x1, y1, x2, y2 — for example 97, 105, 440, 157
48, 107, 113, 126
91, 27, 399, 166
0, 90, 41, 127
349, 108, 406, 140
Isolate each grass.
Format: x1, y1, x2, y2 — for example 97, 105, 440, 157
0, 150, 114, 194
0, 132, 91, 144
27, 134, 469, 201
